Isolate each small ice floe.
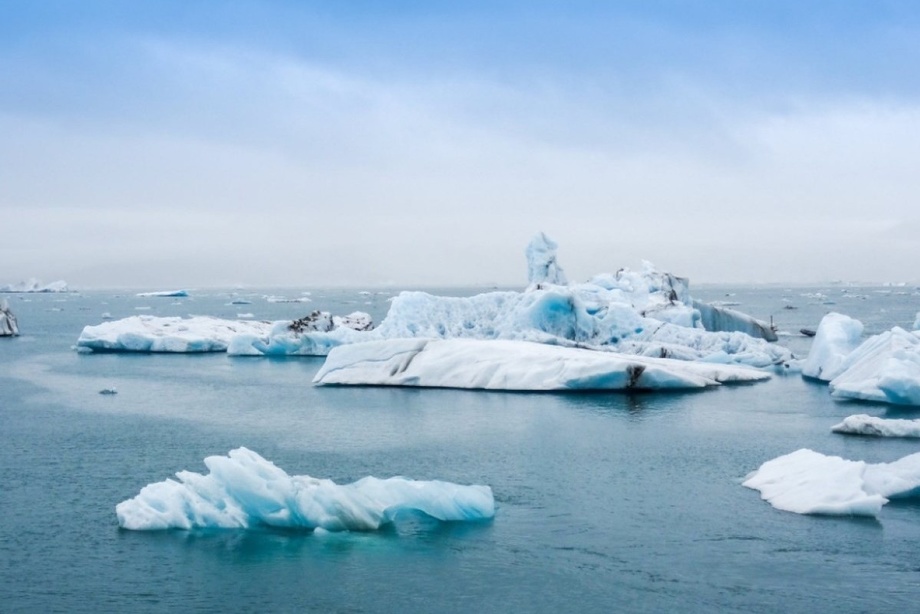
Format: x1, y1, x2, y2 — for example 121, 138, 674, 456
831, 414, 920, 438
743, 448, 920, 517
101, 312, 112, 319
99, 388, 118, 395
237, 313, 254, 319
116, 447, 495, 531
229, 299, 252, 305
136, 290, 189, 298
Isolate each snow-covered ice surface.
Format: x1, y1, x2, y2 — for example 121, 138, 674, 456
116, 447, 495, 531
0, 278, 68, 293
1, 299, 19, 336
76, 315, 273, 353
802, 313, 920, 406
831, 414, 920, 438
313, 338, 770, 391
743, 448, 920, 517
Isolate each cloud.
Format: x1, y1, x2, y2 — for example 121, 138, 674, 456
3, 23, 920, 286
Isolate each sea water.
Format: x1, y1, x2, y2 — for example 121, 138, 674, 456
2, 285, 920, 613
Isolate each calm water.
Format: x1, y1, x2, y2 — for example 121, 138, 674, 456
2, 285, 920, 613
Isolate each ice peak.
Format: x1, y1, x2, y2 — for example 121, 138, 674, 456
526, 232, 568, 288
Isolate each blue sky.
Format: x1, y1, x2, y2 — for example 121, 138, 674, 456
2, 1, 920, 287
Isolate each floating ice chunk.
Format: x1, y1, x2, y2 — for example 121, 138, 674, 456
313, 338, 770, 391
828, 328, 920, 405
743, 448, 920, 516
77, 315, 273, 353
226, 311, 374, 356
801, 313, 864, 380
914, 312, 920, 330
1, 299, 19, 336
526, 231, 568, 287
832, 414, 920, 438
803, 313, 920, 405
116, 447, 494, 531
136, 290, 189, 297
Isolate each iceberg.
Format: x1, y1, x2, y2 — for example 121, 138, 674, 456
77, 311, 373, 354
77, 315, 273, 353
1, 299, 19, 336
801, 313, 864, 381
313, 338, 770, 391
75, 233, 792, 370
116, 447, 495, 531
236, 263, 791, 367
136, 290, 189, 298
831, 414, 920, 438
0, 278, 68, 293
743, 448, 920, 517
802, 313, 920, 406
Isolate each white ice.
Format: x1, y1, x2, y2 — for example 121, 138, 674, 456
77, 315, 273, 352
116, 447, 495, 531
526, 231, 568, 287
831, 414, 920, 438
0, 278, 68, 293
802, 313, 920, 405
743, 448, 920, 517
1, 299, 19, 336
313, 338, 770, 391
801, 313, 864, 381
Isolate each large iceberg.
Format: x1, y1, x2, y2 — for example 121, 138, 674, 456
802, 313, 920, 406
0, 278, 68, 292
76, 234, 792, 369
230, 236, 792, 367
116, 447, 495, 531
1, 299, 19, 336
743, 448, 920, 517
313, 338, 770, 391
831, 414, 920, 438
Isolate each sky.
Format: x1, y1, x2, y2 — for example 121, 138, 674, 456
2, 1, 920, 288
